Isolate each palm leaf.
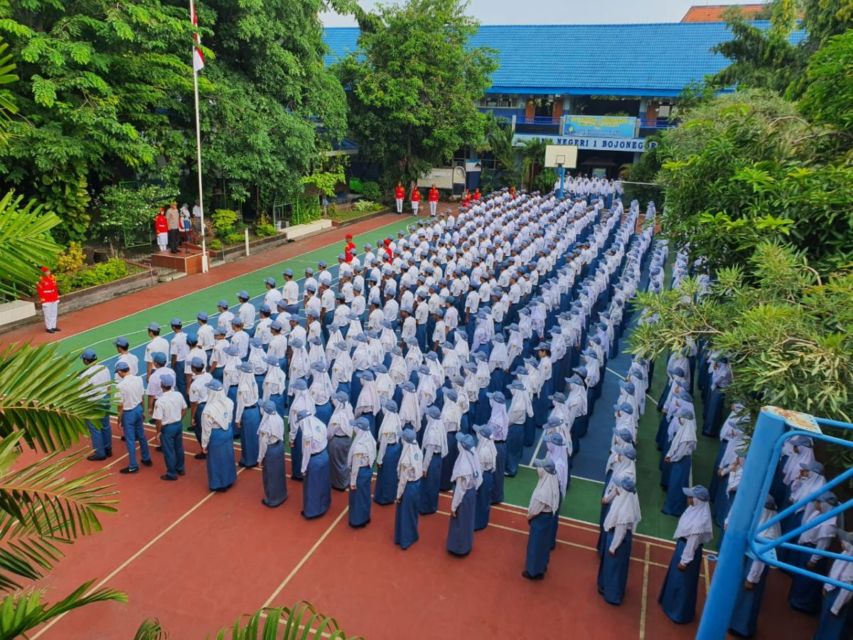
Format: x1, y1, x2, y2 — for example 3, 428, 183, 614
0, 581, 126, 639
215, 601, 361, 639
0, 432, 117, 590
0, 191, 62, 300
0, 343, 106, 453
0, 36, 18, 144
134, 618, 167, 640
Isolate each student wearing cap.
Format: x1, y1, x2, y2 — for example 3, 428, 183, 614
394, 428, 423, 549
200, 379, 237, 491
486, 391, 509, 504
115, 361, 151, 473
262, 353, 286, 416
281, 269, 300, 315
236, 361, 261, 468
374, 399, 403, 505
230, 317, 250, 359
659, 485, 713, 624
146, 351, 175, 429
505, 379, 532, 477
216, 300, 235, 339
257, 400, 287, 506
598, 475, 641, 605
418, 405, 447, 516
348, 416, 377, 528
255, 304, 274, 345
263, 277, 282, 310
814, 529, 853, 640
473, 424, 497, 530
288, 378, 313, 481
523, 458, 561, 580
152, 372, 187, 481
36, 266, 60, 333
662, 407, 697, 516
184, 334, 207, 396
79, 350, 113, 461
298, 409, 331, 519
237, 291, 255, 336
789, 492, 840, 614
309, 360, 334, 425
168, 318, 189, 400
447, 432, 481, 556
326, 390, 355, 491
114, 337, 139, 380
188, 356, 212, 457
196, 312, 215, 352
144, 322, 169, 378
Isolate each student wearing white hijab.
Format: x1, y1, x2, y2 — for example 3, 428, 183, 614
355, 370, 381, 437
659, 485, 713, 623
729, 495, 781, 637
326, 390, 355, 491
288, 378, 314, 481
348, 417, 376, 528
506, 378, 533, 476
200, 379, 237, 491
487, 390, 509, 504
262, 354, 286, 416
523, 458, 561, 580
419, 405, 447, 516
790, 492, 840, 614
662, 407, 698, 516
374, 399, 403, 505
447, 432, 482, 557
309, 360, 335, 424
598, 475, 641, 605
236, 362, 261, 468
394, 428, 423, 550
297, 409, 331, 519
258, 400, 287, 507
814, 529, 853, 639
473, 424, 497, 531
438, 388, 463, 491
331, 340, 354, 398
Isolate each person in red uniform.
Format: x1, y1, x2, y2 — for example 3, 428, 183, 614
344, 233, 356, 263
383, 238, 393, 263
509, 185, 517, 200
410, 186, 421, 216
394, 181, 405, 214
428, 184, 440, 217
36, 266, 60, 333
473, 188, 481, 202
461, 189, 471, 209
154, 208, 168, 252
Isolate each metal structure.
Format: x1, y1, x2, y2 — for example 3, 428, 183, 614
697, 407, 852, 639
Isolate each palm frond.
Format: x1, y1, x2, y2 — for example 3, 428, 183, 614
0, 343, 106, 452
215, 601, 361, 639
0, 581, 126, 639
0, 191, 62, 300
0, 432, 117, 590
0, 36, 18, 144
134, 618, 168, 640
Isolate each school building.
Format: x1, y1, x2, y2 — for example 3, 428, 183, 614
324, 21, 801, 178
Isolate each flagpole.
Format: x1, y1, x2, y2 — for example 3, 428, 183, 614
190, 0, 208, 273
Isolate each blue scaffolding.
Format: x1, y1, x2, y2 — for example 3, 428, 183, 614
697, 407, 852, 639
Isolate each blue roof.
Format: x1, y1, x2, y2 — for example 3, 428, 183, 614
324, 22, 804, 98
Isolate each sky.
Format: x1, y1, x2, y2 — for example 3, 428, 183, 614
321, 0, 761, 26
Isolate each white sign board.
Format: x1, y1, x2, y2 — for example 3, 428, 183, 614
545, 145, 578, 169
417, 166, 466, 190
515, 133, 657, 152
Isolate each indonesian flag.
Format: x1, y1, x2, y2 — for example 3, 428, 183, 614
190, 0, 205, 72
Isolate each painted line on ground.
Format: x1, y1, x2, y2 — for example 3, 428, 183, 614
639, 542, 651, 640
261, 505, 349, 608
31, 467, 248, 640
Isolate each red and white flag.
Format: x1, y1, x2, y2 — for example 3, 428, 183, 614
190, 0, 205, 72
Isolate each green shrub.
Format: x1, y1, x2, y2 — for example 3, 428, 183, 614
362, 181, 382, 202
291, 197, 322, 225
224, 231, 244, 246
208, 238, 222, 251
212, 209, 239, 237
353, 199, 383, 213
54, 258, 130, 294
349, 178, 364, 194
56, 241, 85, 274
254, 213, 277, 238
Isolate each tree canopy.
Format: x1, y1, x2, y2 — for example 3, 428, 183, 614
335, 0, 496, 186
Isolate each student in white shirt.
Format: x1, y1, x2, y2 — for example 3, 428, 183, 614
115, 361, 151, 474
151, 372, 187, 481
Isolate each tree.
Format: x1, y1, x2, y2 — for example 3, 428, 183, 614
519, 138, 546, 192
798, 30, 853, 139
336, 0, 496, 185
478, 116, 520, 191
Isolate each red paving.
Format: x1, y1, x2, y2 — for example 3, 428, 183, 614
24, 427, 817, 640
2, 213, 408, 347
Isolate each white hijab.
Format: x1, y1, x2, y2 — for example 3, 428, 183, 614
476, 432, 497, 471
674, 498, 713, 544
422, 415, 448, 457
488, 396, 509, 432
288, 389, 315, 428
355, 378, 381, 416
389, 354, 408, 385
237, 369, 260, 406
398, 439, 424, 477
263, 365, 286, 399
203, 388, 232, 431
400, 389, 422, 429
327, 398, 355, 438
257, 411, 285, 460
309, 368, 334, 405
603, 487, 642, 531
378, 411, 402, 442
348, 426, 377, 469
451, 443, 482, 488
528, 467, 561, 519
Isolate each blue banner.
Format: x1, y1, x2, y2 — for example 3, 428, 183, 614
562, 115, 637, 138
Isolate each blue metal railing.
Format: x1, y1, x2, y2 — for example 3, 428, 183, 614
697, 409, 852, 640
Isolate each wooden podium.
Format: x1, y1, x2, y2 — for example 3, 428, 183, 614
151, 243, 207, 275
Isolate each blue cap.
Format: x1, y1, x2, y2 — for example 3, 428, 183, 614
456, 432, 475, 450
354, 417, 371, 431
249, 337, 263, 348
289, 337, 304, 349
291, 378, 308, 391
550, 392, 567, 403
487, 391, 506, 404
546, 432, 565, 446
160, 372, 175, 387
259, 304, 271, 314
81, 348, 97, 361
616, 403, 634, 415
333, 390, 349, 403
239, 362, 253, 373
270, 320, 283, 331
148, 322, 161, 333
190, 357, 205, 369
217, 300, 229, 309
170, 318, 182, 327
311, 361, 326, 372
261, 400, 277, 414
114, 336, 129, 348
114, 361, 130, 373
238, 290, 249, 300
382, 399, 399, 414
186, 333, 198, 345
533, 458, 557, 474
197, 312, 208, 322
265, 354, 279, 366
318, 260, 327, 268
357, 370, 375, 381
152, 352, 167, 366
264, 277, 276, 287
615, 428, 634, 443
401, 428, 417, 444
426, 406, 441, 419
223, 345, 239, 356
617, 476, 637, 492
214, 326, 226, 336
683, 485, 711, 502
475, 424, 493, 439
801, 461, 824, 474
297, 409, 312, 421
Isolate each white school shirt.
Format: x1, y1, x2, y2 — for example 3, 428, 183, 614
146, 366, 175, 398
217, 310, 235, 337
144, 336, 169, 364
230, 330, 250, 359
184, 347, 208, 374
116, 375, 144, 410
282, 280, 299, 305
170, 332, 189, 362
264, 288, 283, 309
238, 302, 256, 329
196, 323, 215, 351
152, 390, 187, 424
189, 372, 213, 404
115, 352, 139, 380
